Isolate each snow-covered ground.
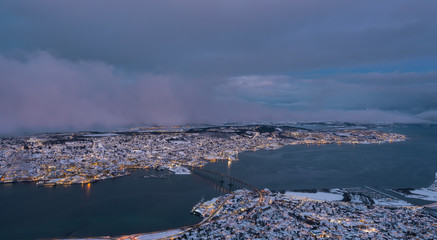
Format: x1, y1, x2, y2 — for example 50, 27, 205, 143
193, 197, 219, 216
373, 198, 412, 207
168, 165, 191, 175
76, 229, 184, 240
83, 133, 119, 137
136, 229, 183, 240
395, 172, 437, 202
284, 191, 343, 201
406, 189, 437, 201
66, 238, 107, 240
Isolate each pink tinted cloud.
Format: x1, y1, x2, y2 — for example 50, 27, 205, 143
0, 52, 430, 135
0, 51, 280, 134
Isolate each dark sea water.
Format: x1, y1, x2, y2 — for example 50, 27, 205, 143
205, 124, 437, 190
0, 171, 223, 240
1, 124, 436, 239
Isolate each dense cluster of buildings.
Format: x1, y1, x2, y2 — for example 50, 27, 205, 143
0, 125, 406, 185
178, 189, 436, 239
3, 125, 435, 239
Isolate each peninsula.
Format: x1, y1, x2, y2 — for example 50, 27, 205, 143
1, 125, 405, 186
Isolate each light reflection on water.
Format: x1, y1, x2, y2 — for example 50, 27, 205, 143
206, 125, 437, 190
0, 170, 224, 240
1, 124, 436, 240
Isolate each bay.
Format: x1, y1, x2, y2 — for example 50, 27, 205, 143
205, 124, 437, 190
0, 170, 222, 240
1, 124, 436, 239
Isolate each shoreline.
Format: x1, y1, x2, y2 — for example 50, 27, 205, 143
77, 171, 437, 240
1, 126, 406, 186
4, 124, 436, 239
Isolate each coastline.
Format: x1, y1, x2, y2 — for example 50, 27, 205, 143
1, 125, 406, 186
4, 124, 436, 239
79, 172, 437, 240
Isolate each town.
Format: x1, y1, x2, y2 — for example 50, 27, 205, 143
2, 125, 436, 240
178, 189, 436, 239
0, 125, 406, 186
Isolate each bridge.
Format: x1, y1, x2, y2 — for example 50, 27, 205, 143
190, 166, 260, 193
117, 167, 263, 240
189, 166, 264, 221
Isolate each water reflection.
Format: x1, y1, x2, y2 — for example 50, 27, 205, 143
81, 182, 91, 197
227, 160, 232, 176
205, 125, 437, 190
193, 172, 229, 194
1, 170, 224, 240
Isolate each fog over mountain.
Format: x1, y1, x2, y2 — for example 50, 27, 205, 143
1, 1, 436, 134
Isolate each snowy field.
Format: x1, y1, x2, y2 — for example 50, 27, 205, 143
168, 165, 191, 174
373, 198, 412, 207
136, 229, 183, 240
396, 172, 437, 202
83, 133, 119, 137
404, 189, 437, 201
284, 191, 343, 201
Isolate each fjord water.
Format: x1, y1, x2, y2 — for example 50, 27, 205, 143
0, 171, 223, 240
206, 124, 437, 190
1, 124, 436, 239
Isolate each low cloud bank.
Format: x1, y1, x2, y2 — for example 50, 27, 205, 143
0, 52, 433, 135
0, 52, 280, 135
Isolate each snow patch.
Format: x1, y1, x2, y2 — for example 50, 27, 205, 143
284, 191, 343, 201
373, 198, 412, 207
408, 189, 437, 201
83, 133, 118, 137
396, 172, 437, 202
168, 165, 191, 175
136, 229, 183, 240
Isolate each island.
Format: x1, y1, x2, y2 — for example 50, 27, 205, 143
0, 125, 406, 185
1, 124, 436, 239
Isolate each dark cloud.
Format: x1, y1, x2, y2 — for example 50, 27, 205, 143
222, 72, 437, 113
0, 1, 436, 134
0, 52, 286, 135
1, 0, 436, 75
0, 51, 430, 135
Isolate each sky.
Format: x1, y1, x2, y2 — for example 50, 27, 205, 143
1, 0, 437, 134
